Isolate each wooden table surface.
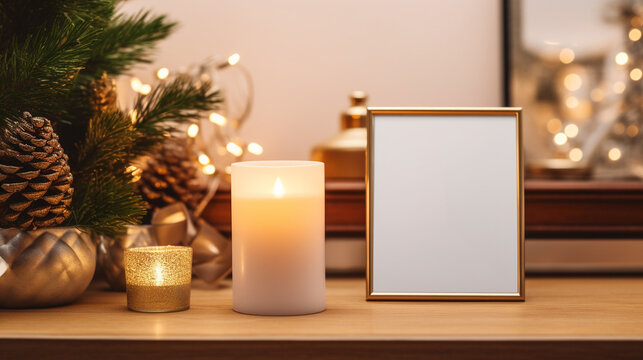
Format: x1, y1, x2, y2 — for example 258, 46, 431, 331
2, 277, 643, 359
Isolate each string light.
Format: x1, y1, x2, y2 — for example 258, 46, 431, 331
632, 16, 643, 27
559, 48, 575, 64
629, 28, 642, 41
187, 124, 199, 138
140, 84, 152, 95
247, 142, 263, 155
630, 68, 642, 81
608, 147, 622, 161
615, 51, 629, 65
130, 55, 263, 181
157, 67, 170, 80
129, 109, 138, 124
569, 148, 583, 162
627, 125, 639, 137
564, 124, 579, 138
130, 77, 143, 92
228, 53, 240, 66
613, 122, 626, 135
613, 81, 626, 94
553, 133, 568, 145
209, 113, 227, 126
226, 142, 243, 157
564, 73, 582, 91
198, 154, 210, 165
565, 96, 579, 108
590, 88, 604, 102
546, 118, 562, 134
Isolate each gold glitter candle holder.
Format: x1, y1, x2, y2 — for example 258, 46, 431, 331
124, 246, 193, 313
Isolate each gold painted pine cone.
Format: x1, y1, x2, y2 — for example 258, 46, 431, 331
0, 227, 96, 308
0, 112, 73, 230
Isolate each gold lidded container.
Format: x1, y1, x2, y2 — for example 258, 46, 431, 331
312, 91, 368, 180
124, 245, 192, 313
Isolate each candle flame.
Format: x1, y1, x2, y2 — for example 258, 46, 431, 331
273, 177, 285, 198
155, 266, 163, 286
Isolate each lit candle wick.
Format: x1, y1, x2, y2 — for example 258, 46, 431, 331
273, 177, 285, 198
155, 266, 163, 286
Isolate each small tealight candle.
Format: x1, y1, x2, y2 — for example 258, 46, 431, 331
124, 246, 192, 313
232, 161, 325, 315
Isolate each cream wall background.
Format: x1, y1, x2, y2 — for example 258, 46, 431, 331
118, 0, 503, 160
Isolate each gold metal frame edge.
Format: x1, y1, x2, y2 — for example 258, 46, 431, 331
365, 107, 525, 301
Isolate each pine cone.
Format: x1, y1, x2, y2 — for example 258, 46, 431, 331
138, 139, 206, 215
0, 112, 74, 229
89, 73, 117, 113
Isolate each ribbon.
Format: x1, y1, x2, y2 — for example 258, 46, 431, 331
0, 256, 7, 278
152, 203, 232, 283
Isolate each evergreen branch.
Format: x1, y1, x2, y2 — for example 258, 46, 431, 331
72, 109, 134, 177
68, 109, 145, 236
69, 173, 146, 237
0, 18, 97, 124
131, 77, 221, 157
0, 0, 114, 50
83, 11, 176, 78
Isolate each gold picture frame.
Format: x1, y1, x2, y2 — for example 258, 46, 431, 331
366, 108, 524, 301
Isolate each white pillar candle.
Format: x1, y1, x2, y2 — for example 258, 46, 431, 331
232, 161, 325, 315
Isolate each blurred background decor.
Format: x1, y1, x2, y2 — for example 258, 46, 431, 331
312, 91, 368, 180
507, 0, 643, 179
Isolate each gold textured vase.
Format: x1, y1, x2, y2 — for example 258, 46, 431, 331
0, 227, 96, 308
312, 91, 368, 180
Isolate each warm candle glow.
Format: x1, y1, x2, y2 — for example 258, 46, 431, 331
273, 177, 285, 198
232, 161, 325, 315
124, 246, 192, 313
155, 266, 163, 286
